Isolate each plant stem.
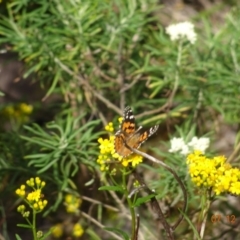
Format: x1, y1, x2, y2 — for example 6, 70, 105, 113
123, 170, 136, 240
199, 191, 211, 238
168, 39, 183, 109
32, 210, 37, 240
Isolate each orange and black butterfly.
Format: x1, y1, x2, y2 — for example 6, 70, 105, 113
114, 106, 159, 157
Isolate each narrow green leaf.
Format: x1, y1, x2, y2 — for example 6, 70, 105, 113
44, 73, 60, 100
132, 194, 156, 207
178, 208, 201, 240
37, 157, 59, 173
16, 224, 32, 229
104, 227, 129, 240
98, 186, 124, 192
15, 234, 22, 240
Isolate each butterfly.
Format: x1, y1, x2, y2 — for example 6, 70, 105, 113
114, 106, 159, 157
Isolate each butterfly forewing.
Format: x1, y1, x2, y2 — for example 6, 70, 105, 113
121, 106, 135, 135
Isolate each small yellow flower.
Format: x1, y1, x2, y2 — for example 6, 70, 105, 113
16, 185, 26, 197
37, 200, 47, 210
26, 178, 35, 187
23, 211, 30, 218
129, 154, 143, 167
72, 223, 84, 237
36, 231, 43, 239
19, 103, 33, 114
33, 203, 39, 210
17, 205, 26, 214
27, 189, 41, 202
118, 117, 123, 123
105, 122, 114, 132
35, 177, 41, 186
133, 180, 140, 188
122, 155, 142, 167
64, 194, 82, 213
51, 224, 63, 238
230, 181, 240, 194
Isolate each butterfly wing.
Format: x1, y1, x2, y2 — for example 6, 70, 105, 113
114, 106, 136, 157
130, 125, 159, 149
114, 133, 133, 157
114, 106, 159, 157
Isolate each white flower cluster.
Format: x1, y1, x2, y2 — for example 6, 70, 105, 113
166, 21, 197, 44
169, 137, 210, 155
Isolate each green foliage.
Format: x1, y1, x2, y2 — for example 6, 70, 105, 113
0, 0, 160, 110
0, 131, 31, 180
0, 0, 240, 239
22, 113, 100, 175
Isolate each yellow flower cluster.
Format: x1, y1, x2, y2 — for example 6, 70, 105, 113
105, 122, 114, 132
16, 177, 48, 214
51, 224, 63, 238
2, 103, 33, 123
15, 185, 26, 197
73, 223, 84, 237
17, 205, 29, 217
187, 151, 240, 195
97, 119, 143, 171
27, 189, 41, 202
64, 194, 82, 213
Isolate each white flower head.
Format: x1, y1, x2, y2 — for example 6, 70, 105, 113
169, 136, 210, 156
169, 137, 189, 155
166, 21, 197, 44
180, 144, 190, 155
188, 137, 210, 153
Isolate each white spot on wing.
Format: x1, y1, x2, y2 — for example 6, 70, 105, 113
149, 125, 159, 136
